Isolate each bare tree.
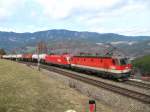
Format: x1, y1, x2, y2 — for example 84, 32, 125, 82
36, 41, 48, 54
36, 41, 48, 71
0, 49, 6, 55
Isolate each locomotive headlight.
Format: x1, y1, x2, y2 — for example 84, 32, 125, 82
110, 66, 116, 69
57, 59, 61, 62
125, 66, 129, 69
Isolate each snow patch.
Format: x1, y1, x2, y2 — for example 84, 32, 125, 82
31, 37, 35, 39
96, 43, 104, 45
9, 38, 16, 42
110, 41, 137, 45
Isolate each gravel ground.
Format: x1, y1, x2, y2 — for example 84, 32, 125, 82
30, 65, 150, 112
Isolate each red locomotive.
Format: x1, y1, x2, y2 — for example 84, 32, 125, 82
71, 55, 131, 79
45, 54, 71, 67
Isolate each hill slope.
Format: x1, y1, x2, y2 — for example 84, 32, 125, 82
0, 29, 150, 50
132, 55, 150, 76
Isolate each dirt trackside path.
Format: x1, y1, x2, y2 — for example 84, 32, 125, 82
0, 60, 114, 112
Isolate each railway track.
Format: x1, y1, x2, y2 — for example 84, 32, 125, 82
20, 62, 150, 104
125, 80, 150, 90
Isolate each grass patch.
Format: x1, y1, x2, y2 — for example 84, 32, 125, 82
0, 60, 114, 112
0, 60, 88, 112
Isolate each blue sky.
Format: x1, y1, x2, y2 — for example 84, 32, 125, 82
0, 0, 150, 36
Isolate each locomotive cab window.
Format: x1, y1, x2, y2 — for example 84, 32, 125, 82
118, 58, 129, 65
113, 59, 119, 65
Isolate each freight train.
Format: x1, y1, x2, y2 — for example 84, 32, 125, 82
2, 53, 132, 80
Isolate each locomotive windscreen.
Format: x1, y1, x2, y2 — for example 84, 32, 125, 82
119, 58, 129, 65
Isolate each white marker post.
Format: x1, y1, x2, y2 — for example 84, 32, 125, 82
38, 54, 40, 71
37, 47, 40, 71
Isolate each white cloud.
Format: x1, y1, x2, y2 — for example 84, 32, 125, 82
89, 27, 150, 36
117, 28, 150, 36
37, 0, 72, 19
78, 0, 149, 24
0, 26, 17, 32
74, 0, 150, 35
36, 0, 121, 19
0, 0, 25, 20
35, 0, 150, 37
0, 8, 10, 20
0, 0, 149, 35
36, 0, 149, 20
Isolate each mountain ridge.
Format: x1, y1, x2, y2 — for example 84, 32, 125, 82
1, 29, 150, 37
0, 29, 150, 57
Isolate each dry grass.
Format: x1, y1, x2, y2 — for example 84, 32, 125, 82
0, 60, 114, 112
0, 60, 87, 112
